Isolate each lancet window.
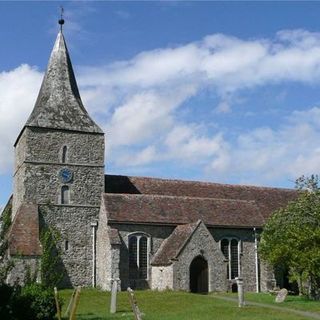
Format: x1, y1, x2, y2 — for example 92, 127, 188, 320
128, 233, 150, 280
220, 238, 241, 279
62, 146, 68, 163
61, 185, 70, 204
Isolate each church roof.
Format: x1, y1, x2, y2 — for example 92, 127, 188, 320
8, 203, 42, 256
105, 174, 299, 220
151, 220, 201, 266
102, 193, 265, 228
24, 31, 102, 134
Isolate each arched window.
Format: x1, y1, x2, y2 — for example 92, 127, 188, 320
61, 186, 70, 204
221, 239, 230, 279
220, 238, 240, 280
62, 146, 68, 163
128, 233, 150, 280
230, 239, 239, 279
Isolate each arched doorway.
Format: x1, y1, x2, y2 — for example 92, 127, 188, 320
189, 256, 208, 293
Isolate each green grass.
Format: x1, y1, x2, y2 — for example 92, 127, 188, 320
58, 289, 320, 320
217, 292, 320, 313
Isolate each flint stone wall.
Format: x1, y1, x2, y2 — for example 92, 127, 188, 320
13, 127, 104, 216
39, 204, 100, 287
210, 228, 259, 292
109, 223, 259, 292
96, 205, 121, 291
260, 260, 275, 292
110, 223, 175, 290
6, 256, 40, 286
172, 222, 227, 292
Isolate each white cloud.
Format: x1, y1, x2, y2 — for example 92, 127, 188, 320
0, 65, 42, 174
106, 85, 197, 147
3, 30, 320, 187
211, 107, 320, 185
79, 29, 320, 97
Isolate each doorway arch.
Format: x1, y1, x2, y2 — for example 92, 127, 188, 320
189, 256, 208, 293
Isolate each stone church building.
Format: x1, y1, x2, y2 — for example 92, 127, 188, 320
2, 27, 299, 293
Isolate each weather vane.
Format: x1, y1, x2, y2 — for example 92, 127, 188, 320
58, 6, 65, 31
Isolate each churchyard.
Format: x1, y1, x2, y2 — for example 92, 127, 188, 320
57, 289, 320, 320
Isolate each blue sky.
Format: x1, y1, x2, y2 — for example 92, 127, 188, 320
2, 1, 320, 207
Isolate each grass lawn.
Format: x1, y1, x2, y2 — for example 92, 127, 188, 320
217, 292, 320, 313
58, 289, 320, 320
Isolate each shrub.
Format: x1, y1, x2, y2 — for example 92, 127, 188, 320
0, 283, 15, 320
11, 283, 56, 320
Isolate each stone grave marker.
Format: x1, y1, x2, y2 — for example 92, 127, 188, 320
275, 288, 288, 303
110, 279, 118, 314
64, 288, 76, 318
235, 277, 245, 307
69, 287, 81, 320
127, 287, 143, 320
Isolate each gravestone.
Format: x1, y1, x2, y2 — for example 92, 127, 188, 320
275, 288, 288, 303
64, 288, 76, 318
127, 287, 143, 320
69, 287, 81, 320
110, 279, 118, 314
235, 277, 245, 307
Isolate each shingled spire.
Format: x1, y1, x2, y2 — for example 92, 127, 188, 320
25, 29, 102, 134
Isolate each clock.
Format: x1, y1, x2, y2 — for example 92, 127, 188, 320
59, 168, 73, 183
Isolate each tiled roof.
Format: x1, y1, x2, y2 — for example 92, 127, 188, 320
8, 203, 42, 256
105, 175, 299, 220
103, 193, 265, 227
151, 221, 200, 266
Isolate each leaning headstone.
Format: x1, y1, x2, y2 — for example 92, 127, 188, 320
110, 279, 118, 314
275, 288, 288, 303
235, 277, 245, 307
69, 287, 81, 320
64, 288, 76, 318
127, 287, 143, 320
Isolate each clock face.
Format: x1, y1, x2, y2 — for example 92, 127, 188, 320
59, 168, 73, 183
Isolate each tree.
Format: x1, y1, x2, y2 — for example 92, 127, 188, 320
259, 175, 320, 299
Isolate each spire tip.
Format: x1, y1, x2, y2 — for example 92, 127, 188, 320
58, 6, 64, 31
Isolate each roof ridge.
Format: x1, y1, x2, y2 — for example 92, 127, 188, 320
103, 192, 259, 204
105, 174, 297, 192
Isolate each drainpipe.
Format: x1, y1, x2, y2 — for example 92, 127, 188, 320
254, 227, 259, 293
91, 221, 98, 287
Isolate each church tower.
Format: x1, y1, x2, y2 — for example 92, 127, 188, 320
11, 22, 105, 286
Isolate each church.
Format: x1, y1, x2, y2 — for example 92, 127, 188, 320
2, 24, 299, 293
